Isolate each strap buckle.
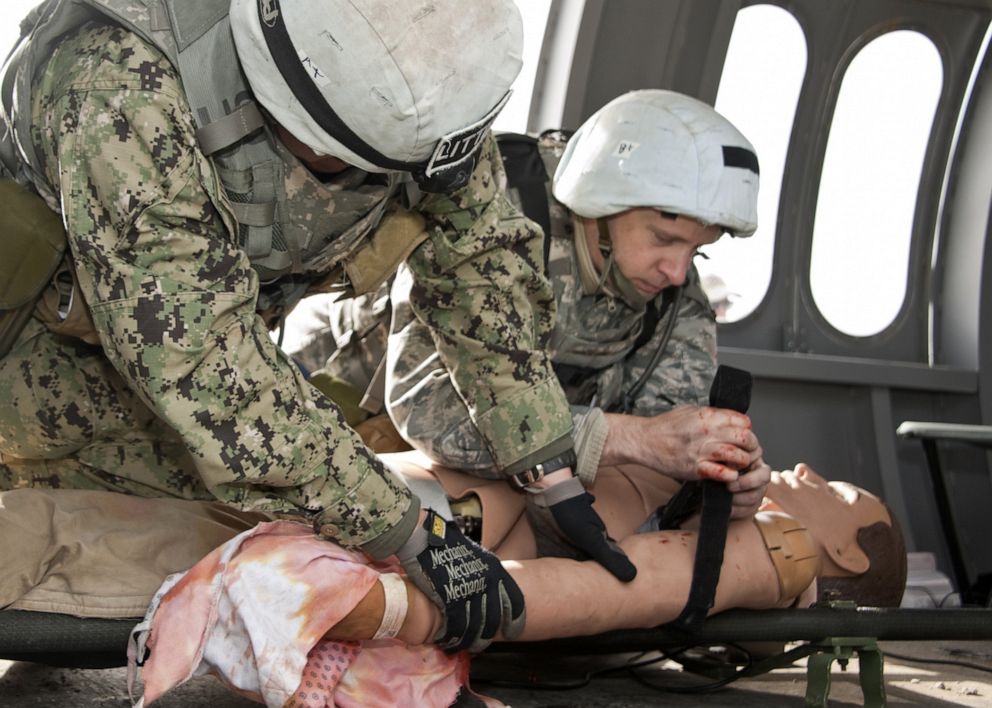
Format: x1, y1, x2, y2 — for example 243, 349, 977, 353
510, 464, 545, 489
509, 449, 577, 490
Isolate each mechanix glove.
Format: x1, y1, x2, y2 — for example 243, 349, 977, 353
525, 477, 637, 582
397, 509, 526, 653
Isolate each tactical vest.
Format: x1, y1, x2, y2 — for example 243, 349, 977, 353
0, 0, 426, 316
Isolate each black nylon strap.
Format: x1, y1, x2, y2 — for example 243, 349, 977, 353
495, 133, 553, 273
671, 479, 733, 629
655, 478, 702, 531
663, 364, 753, 633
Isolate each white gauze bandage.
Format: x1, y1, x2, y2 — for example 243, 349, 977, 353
372, 572, 409, 640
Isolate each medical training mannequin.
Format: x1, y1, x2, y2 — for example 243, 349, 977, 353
316, 457, 904, 645
126, 459, 904, 705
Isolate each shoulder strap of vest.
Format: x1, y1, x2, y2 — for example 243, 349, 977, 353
495, 132, 554, 271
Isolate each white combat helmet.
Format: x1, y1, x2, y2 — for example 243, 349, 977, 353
230, 0, 523, 191
552, 90, 760, 237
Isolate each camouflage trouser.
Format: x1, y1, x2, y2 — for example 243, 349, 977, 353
0, 319, 208, 498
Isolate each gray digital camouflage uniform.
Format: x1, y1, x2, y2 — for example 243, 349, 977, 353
0, 20, 571, 554
299, 133, 718, 476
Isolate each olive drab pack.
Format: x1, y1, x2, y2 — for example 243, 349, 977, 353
496, 132, 557, 264
0, 180, 67, 357
0, 0, 426, 354
0, 4, 66, 356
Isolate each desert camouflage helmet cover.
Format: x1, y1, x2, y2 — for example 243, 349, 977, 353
552, 89, 760, 237
230, 0, 522, 177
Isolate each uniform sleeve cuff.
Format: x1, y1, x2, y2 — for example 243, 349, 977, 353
474, 377, 574, 473
573, 406, 608, 486
351, 495, 422, 560
501, 434, 575, 478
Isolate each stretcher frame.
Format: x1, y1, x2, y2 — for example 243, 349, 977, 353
3, 603, 991, 707
5, 420, 991, 705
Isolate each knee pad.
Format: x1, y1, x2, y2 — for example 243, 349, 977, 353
754, 511, 820, 604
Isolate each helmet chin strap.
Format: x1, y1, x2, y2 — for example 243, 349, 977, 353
573, 216, 653, 308
593, 218, 614, 294
255, 0, 508, 193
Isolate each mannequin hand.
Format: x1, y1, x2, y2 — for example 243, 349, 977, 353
727, 457, 771, 518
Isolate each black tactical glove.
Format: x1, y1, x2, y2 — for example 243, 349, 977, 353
525, 477, 637, 582
397, 509, 525, 653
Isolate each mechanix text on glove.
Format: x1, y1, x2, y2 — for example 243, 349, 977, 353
398, 509, 526, 653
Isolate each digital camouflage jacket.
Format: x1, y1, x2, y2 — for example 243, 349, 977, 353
381, 134, 718, 473
0, 16, 571, 554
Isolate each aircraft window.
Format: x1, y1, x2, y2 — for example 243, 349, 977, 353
700, 4, 807, 323
492, 0, 554, 134
810, 30, 942, 337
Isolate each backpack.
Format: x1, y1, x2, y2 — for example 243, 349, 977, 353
495, 132, 555, 268
498, 129, 593, 271
0, 3, 71, 357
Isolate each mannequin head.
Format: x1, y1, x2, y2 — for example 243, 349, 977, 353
763, 463, 907, 607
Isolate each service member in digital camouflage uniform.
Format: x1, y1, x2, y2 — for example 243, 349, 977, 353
0, 0, 632, 653
297, 89, 772, 533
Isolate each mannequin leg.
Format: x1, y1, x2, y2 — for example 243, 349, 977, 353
327, 517, 785, 644
510, 519, 785, 640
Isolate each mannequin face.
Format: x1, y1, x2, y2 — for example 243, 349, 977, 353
763, 463, 892, 576
587, 208, 721, 297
